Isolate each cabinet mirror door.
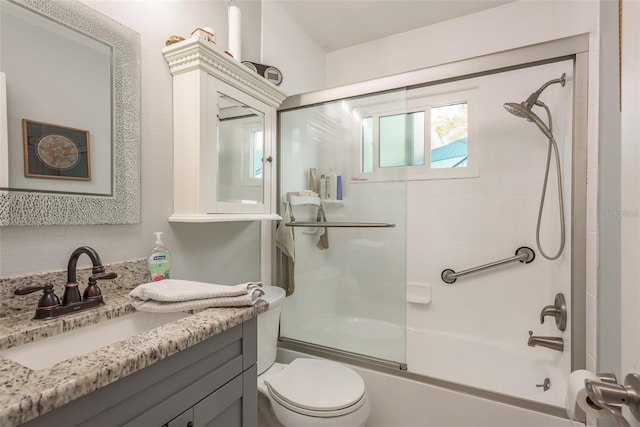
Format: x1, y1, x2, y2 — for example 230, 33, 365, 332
217, 93, 265, 207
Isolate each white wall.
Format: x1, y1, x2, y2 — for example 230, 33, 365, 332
0, 0, 324, 280
620, 2, 640, 427
261, 0, 326, 95
325, 0, 599, 87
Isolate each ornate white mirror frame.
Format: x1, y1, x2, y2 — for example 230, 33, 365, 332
0, 0, 140, 226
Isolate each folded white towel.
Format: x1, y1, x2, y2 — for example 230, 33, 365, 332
129, 290, 264, 312
129, 279, 263, 302
128, 279, 264, 312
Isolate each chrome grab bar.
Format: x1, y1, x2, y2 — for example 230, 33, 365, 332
285, 221, 396, 228
441, 246, 535, 284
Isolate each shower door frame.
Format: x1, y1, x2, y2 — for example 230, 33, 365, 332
274, 33, 589, 418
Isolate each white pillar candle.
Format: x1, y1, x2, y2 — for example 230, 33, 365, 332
228, 0, 241, 60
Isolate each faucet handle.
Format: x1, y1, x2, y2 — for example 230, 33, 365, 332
14, 284, 49, 295
14, 283, 61, 309
88, 271, 117, 285
83, 272, 117, 300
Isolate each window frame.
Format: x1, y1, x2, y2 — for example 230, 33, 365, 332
351, 87, 479, 182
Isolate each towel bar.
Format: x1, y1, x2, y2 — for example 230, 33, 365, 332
285, 221, 396, 228
441, 246, 535, 284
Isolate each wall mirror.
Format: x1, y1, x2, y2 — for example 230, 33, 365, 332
0, 0, 140, 226
217, 93, 265, 206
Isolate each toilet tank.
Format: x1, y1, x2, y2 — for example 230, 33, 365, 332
257, 286, 286, 375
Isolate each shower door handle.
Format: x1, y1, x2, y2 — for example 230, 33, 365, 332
285, 221, 395, 228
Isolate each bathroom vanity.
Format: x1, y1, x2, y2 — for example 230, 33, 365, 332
24, 319, 258, 427
0, 260, 266, 426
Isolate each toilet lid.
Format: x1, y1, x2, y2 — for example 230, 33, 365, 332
264, 358, 365, 412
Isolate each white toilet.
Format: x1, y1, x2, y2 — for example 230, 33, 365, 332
257, 286, 371, 427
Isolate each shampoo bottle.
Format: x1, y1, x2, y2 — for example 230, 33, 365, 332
148, 232, 171, 282
327, 170, 337, 200
319, 174, 327, 200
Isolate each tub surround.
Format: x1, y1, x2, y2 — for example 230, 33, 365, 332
0, 260, 267, 426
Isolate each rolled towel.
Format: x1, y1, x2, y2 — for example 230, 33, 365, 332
128, 279, 264, 312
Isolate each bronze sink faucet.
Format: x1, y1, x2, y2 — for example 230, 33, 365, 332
14, 246, 117, 320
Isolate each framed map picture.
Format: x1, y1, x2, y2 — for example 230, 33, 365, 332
22, 119, 91, 180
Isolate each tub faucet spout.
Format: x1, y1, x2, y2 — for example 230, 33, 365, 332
527, 331, 564, 352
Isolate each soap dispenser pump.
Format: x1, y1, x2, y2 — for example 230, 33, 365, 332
148, 232, 171, 282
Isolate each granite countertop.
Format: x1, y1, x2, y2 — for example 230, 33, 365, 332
0, 260, 267, 426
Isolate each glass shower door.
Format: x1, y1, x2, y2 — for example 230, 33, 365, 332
278, 89, 408, 364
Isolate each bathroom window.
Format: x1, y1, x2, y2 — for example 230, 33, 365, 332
379, 111, 425, 168
355, 88, 478, 181
430, 103, 468, 168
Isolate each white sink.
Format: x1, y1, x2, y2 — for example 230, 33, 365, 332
0, 311, 188, 370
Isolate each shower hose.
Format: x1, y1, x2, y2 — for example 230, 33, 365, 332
536, 101, 565, 260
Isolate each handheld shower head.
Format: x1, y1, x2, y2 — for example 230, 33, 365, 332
503, 73, 566, 139
503, 101, 553, 139
503, 73, 567, 261
503, 102, 530, 119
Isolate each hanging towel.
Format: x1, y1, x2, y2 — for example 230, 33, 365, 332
128, 279, 264, 312
276, 202, 295, 296
315, 205, 329, 250
276, 202, 295, 262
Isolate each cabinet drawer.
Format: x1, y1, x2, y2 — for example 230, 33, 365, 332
194, 375, 242, 426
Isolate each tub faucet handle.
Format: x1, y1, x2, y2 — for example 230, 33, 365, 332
539, 293, 567, 331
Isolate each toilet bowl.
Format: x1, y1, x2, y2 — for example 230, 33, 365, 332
257, 286, 371, 427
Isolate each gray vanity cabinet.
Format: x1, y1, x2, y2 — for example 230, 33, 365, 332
24, 317, 257, 427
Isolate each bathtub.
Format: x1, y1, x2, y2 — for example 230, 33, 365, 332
407, 327, 567, 407
283, 314, 565, 407
280, 315, 573, 425
276, 347, 578, 427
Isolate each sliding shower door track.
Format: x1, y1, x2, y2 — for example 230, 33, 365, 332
278, 337, 569, 420
278, 337, 407, 371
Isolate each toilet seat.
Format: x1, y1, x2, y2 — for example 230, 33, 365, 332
263, 358, 367, 418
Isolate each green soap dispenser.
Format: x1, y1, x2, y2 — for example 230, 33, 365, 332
148, 232, 171, 282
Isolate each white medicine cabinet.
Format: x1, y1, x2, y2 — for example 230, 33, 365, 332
163, 37, 287, 222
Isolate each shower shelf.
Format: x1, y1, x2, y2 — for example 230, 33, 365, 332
285, 194, 344, 207
321, 199, 344, 206
286, 194, 320, 206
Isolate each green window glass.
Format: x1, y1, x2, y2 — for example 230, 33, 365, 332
379, 112, 425, 168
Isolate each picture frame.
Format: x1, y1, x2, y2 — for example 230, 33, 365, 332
22, 119, 91, 180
